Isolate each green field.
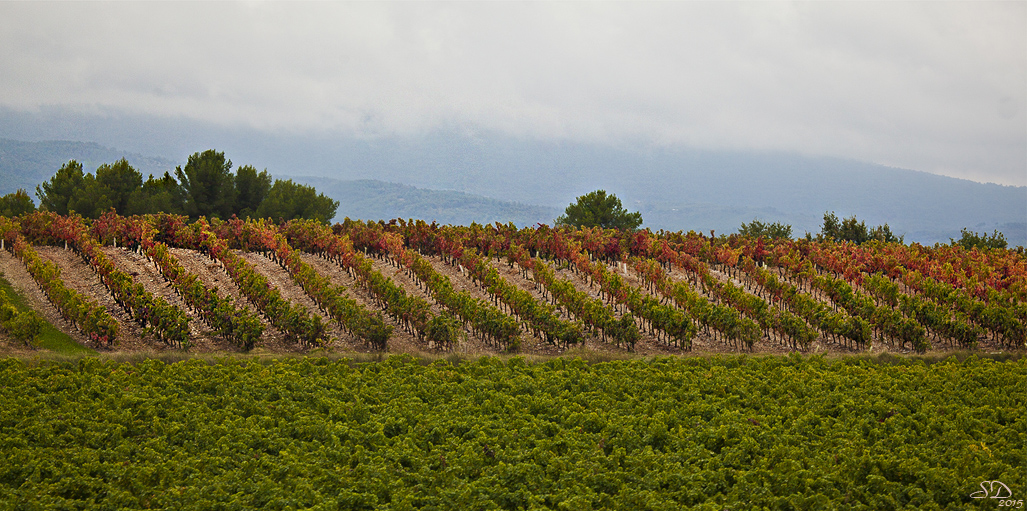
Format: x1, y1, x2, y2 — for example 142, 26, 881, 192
0, 354, 1023, 510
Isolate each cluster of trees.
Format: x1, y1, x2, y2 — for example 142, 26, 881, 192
812, 211, 903, 244
951, 228, 1007, 250
5, 173, 1017, 250
737, 214, 896, 243
738, 218, 793, 239
739, 214, 1018, 249
11, 150, 338, 223
0, 190, 35, 217
556, 190, 643, 230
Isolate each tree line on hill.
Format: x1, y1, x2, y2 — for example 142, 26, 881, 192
551, 191, 916, 247
735, 211, 1007, 250
519, 190, 1015, 250
1, 170, 1013, 251
0, 149, 338, 223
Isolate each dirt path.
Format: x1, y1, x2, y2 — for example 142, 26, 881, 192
298, 252, 426, 354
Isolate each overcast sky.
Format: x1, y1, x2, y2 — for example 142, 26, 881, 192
1, 2, 1024, 186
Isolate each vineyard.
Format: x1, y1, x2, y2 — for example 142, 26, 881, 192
0, 211, 1025, 509
0, 355, 1022, 509
0, 211, 1024, 356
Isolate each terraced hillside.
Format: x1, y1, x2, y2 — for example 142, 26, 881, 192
0, 212, 1023, 355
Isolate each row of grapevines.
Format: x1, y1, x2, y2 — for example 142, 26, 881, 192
171, 219, 328, 347
25, 212, 190, 348
450, 222, 723, 350
632, 255, 761, 350
654, 232, 835, 351
739, 256, 871, 351
279, 220, 460, 351
797, 238, 1025, 347
901, 271, 1024, 349
77, 228, 190, 349
583, 258, 695, 349
805, 237, 1026, 303
0, 287, 44, 347
141, 239, 264, 350
809, 270, 928, 353
664, 243, 821, 351
3, 356, 1023, 509
460, 225, 674, 350
862, 273, 982, 349
345, 221, 522, 350
766, 247, 934, 352
701, 261, 819, 351
242, 220, 393, 350
405, 223, 624, 348
1, 228, 119, 346
687, 236, 889, 352
89, 213, 263, 348
609, 233, 758, 350
407, 226, 586, 349
456, 249, 586, 348
521, 228, 698, 350
516, 245, 639, 349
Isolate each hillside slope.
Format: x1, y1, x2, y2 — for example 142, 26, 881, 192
302, 177, 560, 227
1, 215, 1022, 356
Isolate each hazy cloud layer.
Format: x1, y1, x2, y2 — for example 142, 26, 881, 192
1, 2, 1024, 185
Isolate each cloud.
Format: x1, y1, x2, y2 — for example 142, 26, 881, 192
0, 2, 1024, 185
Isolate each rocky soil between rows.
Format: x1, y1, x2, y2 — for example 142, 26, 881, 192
0, 245, 989, 357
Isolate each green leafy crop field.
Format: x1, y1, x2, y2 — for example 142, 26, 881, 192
0, 354, 1023, 510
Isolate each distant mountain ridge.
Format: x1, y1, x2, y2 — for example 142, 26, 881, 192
298, 177, 560, 227
0, 138, 178, 194
0, 107, 1023, 246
